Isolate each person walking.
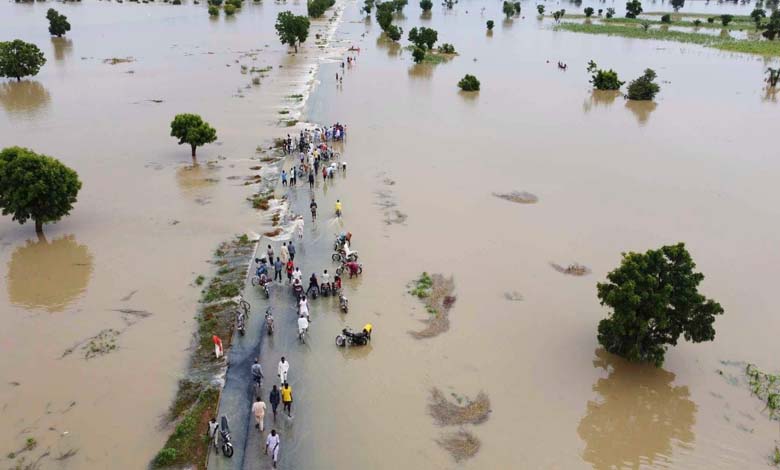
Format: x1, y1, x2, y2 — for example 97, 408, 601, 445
286, 260, 294, 284
281, 170, 287, 187
289, 167, 296, 186
281, 382, 293, 418
308, 171, 315, 189
277, 357, 289, 383
266, 245, 275, 266
269, 385, 280, 421
280, 242, 289, 264
265, 429, 281, 468
273, 257, 283, 283
288, 242, 296, 262
252, 397, 266, 431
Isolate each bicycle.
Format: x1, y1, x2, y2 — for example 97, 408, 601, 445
237, 295, 250, 317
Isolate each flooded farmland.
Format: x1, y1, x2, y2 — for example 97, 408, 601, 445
2, 0, 780, 469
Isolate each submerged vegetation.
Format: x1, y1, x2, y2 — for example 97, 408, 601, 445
408, 273, 456, 338
437, 430, 481, 462
429, 388, 491, 426
626, 68, 660, 100
457, 74, 480, 91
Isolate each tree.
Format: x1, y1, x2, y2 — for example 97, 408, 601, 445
420, 0, 432, 11
363, 0, 374, 14
590, 69, 624, 90
224, 3, 236, 14
513, 2, 520, 15
552, 9, 565, 22
750, 8, 766, 29
692, 19, 701, 27
626, 68, 660, 100
408, 26, 438, 49
392, 0, 407, 12
0, 147, 82, 236
605, 7, 615, 18
438, 43, 455, 53
670, 0, 684, 11
308, 0, 335, 18
625, 0, 642, 18
170, 114, 218, 158
412, 46, 425, 63
502, 1, 514, 18
584, 7, 594, 17
46, 9, 71, 37
457, 74, 479, 91
275, 11, 310, 53
661, 14, 671, 24
762, 10, 780, 40
486, 20, 494, 30
386, 24, 402, 41
720, 14, 733, 27
536, 4, 544, 15
208, 5, 219, 15
376, 2, 395, 30
0, 40, 46, 82
596, 243, 724, 366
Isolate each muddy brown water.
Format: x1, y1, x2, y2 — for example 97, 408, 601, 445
2, 0, 780, 468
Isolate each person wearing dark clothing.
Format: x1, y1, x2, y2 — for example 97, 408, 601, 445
274, 257, 283, 282
288, 243, 296, 262
269, 385, 281, 420
308, 172, 315, 189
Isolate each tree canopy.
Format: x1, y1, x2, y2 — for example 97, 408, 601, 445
47, 9, 71, 37
170, 114, 218, 157
275, 11, 310, 52
626, 68, 660, 100
419, 0, 432, 12
408, 26, 438, 49
502, 1, 514, 18
457, 74, 480, 91
0, 40, 46, 81
596, 243, 724, 366
0, 146, 82, 235
307, 0, 335, 18
625, 0, 642, 18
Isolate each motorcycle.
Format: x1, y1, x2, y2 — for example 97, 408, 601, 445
218, 416, 234, 457
336, 261, 363, 277
331, 250, 358, 263
265, 308, 274, 336
292, 283, 304, 301
339, 293, 349, 313
320, 283, 333, 297
236, 311, 246, 336
336, 325, 372, 347
306, 284, 319, 299
251, 273, 270, 298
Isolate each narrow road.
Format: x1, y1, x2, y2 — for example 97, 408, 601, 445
209, 154, 348, 470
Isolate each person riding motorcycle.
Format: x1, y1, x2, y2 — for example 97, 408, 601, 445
321, 269, 331, 292
256, 260, 269, 283
308, 273, 319, 294
298, 315, 309, 337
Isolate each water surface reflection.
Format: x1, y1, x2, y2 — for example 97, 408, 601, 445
7, 235, 93, 313
52, 37, 73, 61
0, 80, 51, 118
578, 349, 696, 470
625, 100, 657, 126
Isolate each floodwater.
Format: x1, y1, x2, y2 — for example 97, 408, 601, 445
2, 0, 780, 469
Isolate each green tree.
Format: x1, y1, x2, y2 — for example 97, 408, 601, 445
392, 0, 407, 12
0, 147, 82, 236
208, 4, 219, 15
438, 43, 455, 53
275, 11, 310, 52
412, 46, 425, 63
596, 243, 724, 366
363, 0, 374, 14
767, 67, 780, 87
625, 0, 642, 18
605, 7, 615, 18
552, 9, 566, 22
502, 1, 514, 18
408, 26, 438, 49
762, 10, 780, 40
376, 2, 395, 30
386, 24, 402, 41
536, 4, 544, 15
584, 7, 594, 17
626, 68, 660, 100
0, 40, 46, 82
750, 8, 766, 29
308, 0, 335, 18
46, 9, 71, 37
671, 0, 684, 11
486, 20, 494, 30
226, 0, 242, 8
224, 3, 237, 14
720, 14, 733, 26
170, 114, 218, 158
419, 0, 432, 11
512, 2, 520, 14
590, 68, 624, 90
661, 14, 671, 24
457, 74, 480, 91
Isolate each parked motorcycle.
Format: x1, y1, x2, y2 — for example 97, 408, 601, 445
236, 311, 246, 336
331, 250, 358, 263
218, 416, 234, 457
336, 261, 363, 277
336, 324, 372, 347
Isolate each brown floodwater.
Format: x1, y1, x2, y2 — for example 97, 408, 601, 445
2, 0, 780, 468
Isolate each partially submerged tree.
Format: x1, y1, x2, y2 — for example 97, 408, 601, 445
605, 7, 615, 18
596, 243, 724, 366
590, 68, 624, 90
671, 0, 684, 11
552, 9, 566, 22
720, 14, 733, 27
438, 43, 455, 54
584, 7, 594, 18
224, 3, 236, 15
750, 8, 766, 29
767, 67, 780, 87
307, 0, 335, 18
275, 11, 310, 52
386, 24, 402, 41
376, 2, 395, 31
626, 68, 660, 100
170, 114, 218, 158
208, 4, 219, 15
536, 4, 544, 15
363, 0, 374, 14
46, 9, 71, 37
408, 26, 438, 49
625, 0, 642, 19
457, 74, 480, 91
512, 1, 521, 15
661, 14, 671, 24
502, 1, 514, 19
0, 146, 82, 236
762, 10, 780, 40
486, 20, 494, 30
412, 46, 425, 63
0, 40, 46, 81
420, 0, 432, 12
392, 0, 407, 12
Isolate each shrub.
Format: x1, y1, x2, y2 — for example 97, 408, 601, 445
692, 19, 701, 26
208, 4, 219, 14
153, 448, 178, 467
590, 69, 624, 90
208, 0, 222, 5
536, 4, 544, 15
457, 74, 480, 91
486, 20, 494, 30
720, 14, 733, 26
420, 0, 432, 11
625, 0, 642, 18
584, 7, 594, 17
626, 68, 660, 100
307, 0, 335, 17
224, 4, 236, 15
438, 43, 455, 54
707, 17, 715, 24
502, 1, 514, 18
661, 14, 671, 23
412, 46, 425, 63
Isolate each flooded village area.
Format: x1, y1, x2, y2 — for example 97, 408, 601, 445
1, 0, 780, 469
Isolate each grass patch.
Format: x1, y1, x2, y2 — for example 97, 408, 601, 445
153, 387, 219, 469
248, 192, 274, 210
404, 46, 456, 64
202, 276, 241, 303
194, 275, 205, 286
408, 273, 456, 339
436, 430, 480, 462
167, 379, 205, 421
278, 110, 290, 115
603, 16, 754, 31
429, 388, 491, 426
286, 93, 304, 100
555, 22, 780, 57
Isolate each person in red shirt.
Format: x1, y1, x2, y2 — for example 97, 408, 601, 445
286, 260, 294, 284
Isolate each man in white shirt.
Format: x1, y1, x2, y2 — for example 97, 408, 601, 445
277, 357, 289, 383
298, 296, 309, 320
265, 429, 281, 468
292, 267, 303, 284
297, 315, 309, 338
